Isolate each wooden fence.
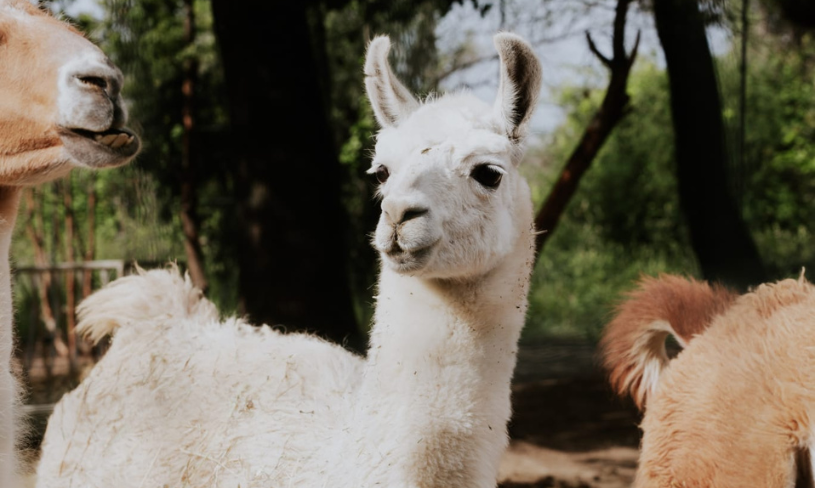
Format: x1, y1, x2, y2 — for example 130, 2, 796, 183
14, 260, 125, 378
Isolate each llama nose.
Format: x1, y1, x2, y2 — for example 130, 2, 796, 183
63, 59, 129, 131
73, 63, 123, 101
399, 207, 428, 224
382, 199, 429, 226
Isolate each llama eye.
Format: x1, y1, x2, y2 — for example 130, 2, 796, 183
471, 165, 503, 189
374, 166, 390, 184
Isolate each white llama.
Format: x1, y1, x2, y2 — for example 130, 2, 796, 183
0, 1, 139, 485
36, 33, 542, 488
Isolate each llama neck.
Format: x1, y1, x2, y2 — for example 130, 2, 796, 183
0, 187, 20, 365
354, 228, 534, 488
0, 186, 20, 488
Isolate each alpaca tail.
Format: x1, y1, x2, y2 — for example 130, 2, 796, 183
76, 265, 218, 344
599, 274, 737, 410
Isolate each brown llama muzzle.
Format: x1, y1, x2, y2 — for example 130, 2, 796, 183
0, 0, 140, 185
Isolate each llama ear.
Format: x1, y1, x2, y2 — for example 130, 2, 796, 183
364, 35, 419, 128
493, 33, 542, 142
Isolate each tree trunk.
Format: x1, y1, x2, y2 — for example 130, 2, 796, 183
83, 175, 95, 298
653, 0, 766, 290
180, 0, 208, 293
534, 0, 639, 255
773, 0, 815, 30
211, 0, 359, 345
23, 189, 68, 360
63, 178, 77, 370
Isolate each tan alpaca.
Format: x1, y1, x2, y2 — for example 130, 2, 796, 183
0, 1, 139, 484
602, 274, 815, 487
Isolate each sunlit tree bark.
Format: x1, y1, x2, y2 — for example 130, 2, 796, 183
180, 0, 208, 293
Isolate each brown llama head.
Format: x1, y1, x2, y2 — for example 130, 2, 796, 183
0, 0, 140, 186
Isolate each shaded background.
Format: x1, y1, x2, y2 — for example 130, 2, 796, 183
12, 0, 815, 485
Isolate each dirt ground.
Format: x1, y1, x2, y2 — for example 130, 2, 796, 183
21, 339, 642, 487
499, 379, 640, 487
495, 340, 641, 487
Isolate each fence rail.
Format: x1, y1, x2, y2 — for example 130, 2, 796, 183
14, 259, 126, 378
16, 259, 126, 273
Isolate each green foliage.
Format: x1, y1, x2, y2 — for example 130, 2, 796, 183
10, 168, 187, 349
522, 28, 815, 340
528, 220, 697, 340
17, 1, 815, 345
713, 32, 815, 278
521, 61, 697, 340
11, 170, 185, 265
91, 0, 237, 311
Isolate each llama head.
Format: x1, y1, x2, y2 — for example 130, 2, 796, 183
365, 33, 541, 279
0, 0, 139, 186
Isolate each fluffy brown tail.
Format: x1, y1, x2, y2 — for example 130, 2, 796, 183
600, 275, 737, 410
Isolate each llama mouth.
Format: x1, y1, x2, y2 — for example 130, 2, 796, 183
60, 128, 141, 164
384, 242, 437, 273
66, 127, 139, 152
60, 126, 141, 165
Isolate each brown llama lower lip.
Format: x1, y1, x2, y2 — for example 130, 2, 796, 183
60, 126, 141, 162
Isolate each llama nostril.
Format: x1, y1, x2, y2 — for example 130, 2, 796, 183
400, 208, 429, 224
77, 75, 108, 91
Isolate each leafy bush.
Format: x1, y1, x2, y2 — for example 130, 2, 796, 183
522, 32, 815, 340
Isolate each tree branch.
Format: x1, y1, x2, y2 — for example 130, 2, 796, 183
434, 29, 613, 86
612, 0, 631, 62
586, 32, 612, 68
627, 30, 641, 70
534, 0, 639, 256
434, 53, 499, 86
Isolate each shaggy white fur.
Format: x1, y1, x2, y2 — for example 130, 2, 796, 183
36, 33, 542, 488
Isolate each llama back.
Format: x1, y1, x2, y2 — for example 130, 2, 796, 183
634, 277, 815, 487
38, 304, 365, 488
600, 274, 736, 409
76, 266, 219, 344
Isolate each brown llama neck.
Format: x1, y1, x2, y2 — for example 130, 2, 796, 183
0, 186, 21, 360
0, 185, 20, 488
